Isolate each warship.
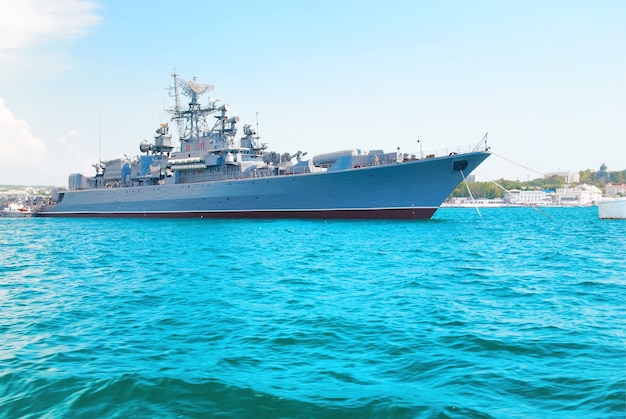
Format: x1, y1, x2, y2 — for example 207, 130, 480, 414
36, 73, 490, 219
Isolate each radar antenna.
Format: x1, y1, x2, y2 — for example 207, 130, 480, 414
176, 75, 214, 103
189, 80, 213, 95
168, 72, 215, 141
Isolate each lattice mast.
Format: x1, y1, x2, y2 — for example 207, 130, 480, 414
168, 72, 215, 143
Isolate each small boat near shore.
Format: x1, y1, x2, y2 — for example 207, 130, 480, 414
597, 197, 626, 219
1, 203, 34, 218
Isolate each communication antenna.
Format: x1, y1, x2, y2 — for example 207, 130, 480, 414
168, 71, 184, 138
98, 106, 102, 163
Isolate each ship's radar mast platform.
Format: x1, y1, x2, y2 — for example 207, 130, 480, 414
168, 72, 216, 142
165, 72, 264, 155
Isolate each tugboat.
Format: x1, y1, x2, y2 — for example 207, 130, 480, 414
37, 73, 490, 219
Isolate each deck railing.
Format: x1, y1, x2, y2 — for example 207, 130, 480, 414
401, 142, 488, 161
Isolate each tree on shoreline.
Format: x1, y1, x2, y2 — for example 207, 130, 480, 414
451, 168, 626, 199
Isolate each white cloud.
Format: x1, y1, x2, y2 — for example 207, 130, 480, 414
60, 129, 79, 143
0, 0, 101, 184
0, 0, 102, 78
0, 0, 101, 50
0, 98, 46, 182
0, 100, 97, 185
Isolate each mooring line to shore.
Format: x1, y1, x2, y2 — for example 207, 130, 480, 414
460, 170, 483, 219
474, 170, 553, 219
476, 151, 554, 218
491, 151, 546, 178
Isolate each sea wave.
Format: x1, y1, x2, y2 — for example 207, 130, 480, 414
1, 208, 624, 417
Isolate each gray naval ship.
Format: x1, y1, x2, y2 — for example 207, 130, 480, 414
37, 73, 490, 219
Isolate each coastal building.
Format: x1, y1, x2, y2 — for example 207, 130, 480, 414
0, 189, 30, 203
604, 183, 626, 197
555, 184, 602, 205
446, 184, 603, 207
505, 189, 556, 206
0, 186, 50, 206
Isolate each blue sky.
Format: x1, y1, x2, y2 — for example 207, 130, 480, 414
0, 0, 624, 186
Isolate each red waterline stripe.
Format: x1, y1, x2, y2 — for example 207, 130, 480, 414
35, 207, 438, 220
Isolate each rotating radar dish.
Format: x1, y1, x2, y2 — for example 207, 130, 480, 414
188, 81, 214, 95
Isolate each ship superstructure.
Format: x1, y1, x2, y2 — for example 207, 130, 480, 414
37, 74, 491, 219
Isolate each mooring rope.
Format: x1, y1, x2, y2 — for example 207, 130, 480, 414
490, 151, 545, 178
460, 170, 482, 219
474, 169, 552, 218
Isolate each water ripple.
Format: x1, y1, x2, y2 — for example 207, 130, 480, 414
0, 208, 624, 417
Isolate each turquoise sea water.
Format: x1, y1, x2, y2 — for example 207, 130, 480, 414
1, 207, 624, 418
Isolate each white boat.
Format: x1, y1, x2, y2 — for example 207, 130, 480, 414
0, 203, 34, 218
597, 197, 626, 219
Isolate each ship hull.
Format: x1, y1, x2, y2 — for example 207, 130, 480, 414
36, 151, 489, 220
597, 197, 626, 220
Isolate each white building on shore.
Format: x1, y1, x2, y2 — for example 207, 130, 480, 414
446, 184, 603, 207
505, 190, 556, 206
555, 184, 602, 205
